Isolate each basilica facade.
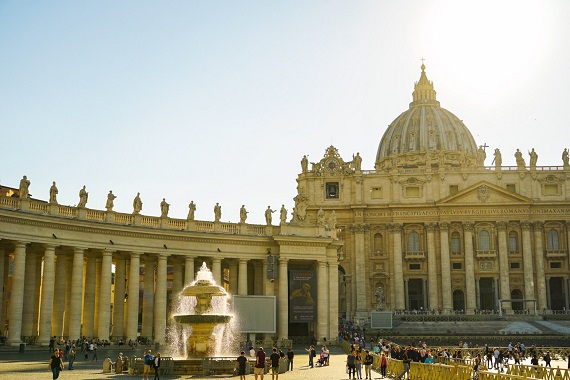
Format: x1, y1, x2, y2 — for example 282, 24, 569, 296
298, 65, 570, 322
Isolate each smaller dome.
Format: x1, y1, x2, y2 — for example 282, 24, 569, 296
375, 65, 481, 171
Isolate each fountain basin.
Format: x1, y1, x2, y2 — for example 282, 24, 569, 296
173, 315, 232, 324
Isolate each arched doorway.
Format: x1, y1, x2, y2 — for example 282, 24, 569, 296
511, 289, 523, 311
453, 289, 465, 311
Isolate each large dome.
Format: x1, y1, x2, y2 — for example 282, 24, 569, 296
375, 65, 480, 171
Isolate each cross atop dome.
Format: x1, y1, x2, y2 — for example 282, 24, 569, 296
411, 61, 439, 108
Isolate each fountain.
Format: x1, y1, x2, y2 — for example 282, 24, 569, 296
172, 262, 234, 359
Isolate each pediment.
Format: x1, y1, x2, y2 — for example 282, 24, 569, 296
437, 181, 533, 205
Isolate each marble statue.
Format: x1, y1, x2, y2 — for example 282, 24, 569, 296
529, 148, 538, 169
477, 145, 486, 166
375, 286, 385, 310
105, 191, 117, 211
214, 203, 221, 222
515, 149, 525, 169
78, 185, 88, 208
160, 198, 170, 218
239, 205, 248, 223
19, 175, 30, 199
187, 201, 196, 220
317, 207, 325, 226
49, 181, 58, 204
265, 206, 275, 226
301, 155, 309, 173
353, 152, 362, 171
133, 192, 142, 214
493, 148, 502, 168
279, 204, 287, 225
327, 210, 337, 229
563, 148, 569, 167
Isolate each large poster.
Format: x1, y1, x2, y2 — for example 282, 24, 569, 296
289, 270, 317, 323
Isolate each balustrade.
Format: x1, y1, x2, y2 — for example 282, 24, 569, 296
0, 197, 19, 208
86, 209, 105, 221
114, 213, 133, 224
404, 250, 426, 260
220, 223, 239, 234
476, 250, 497, 258
167, 218, 186, 230
195, 221, 214, 231
58, 205, 77, 218
29, 201, 48, 213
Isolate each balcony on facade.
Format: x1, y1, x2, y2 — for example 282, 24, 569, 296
476, 250, 497, 259
545, 250, 567, 259
404, 251, 425, 260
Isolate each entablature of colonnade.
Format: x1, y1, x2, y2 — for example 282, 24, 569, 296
273, 235, 342, 261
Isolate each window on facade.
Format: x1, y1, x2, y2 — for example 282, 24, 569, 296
374, 233, 383, 253
506, 184, 516, 193
543, 184, 559, 196
510, 262, 520, 269
451, 232, 461, 253
478, 230, 491, 251
508, 231, 518, 252
449, 185, 459, 196
371, 187, 383, 199
550, 262, 562, 269
326, 182, 339, 199
408, 231, 420, 251
452, 262, 462, 270
547, 229, 559, 250
409, 263, 421, 270
405, 186, 420, 197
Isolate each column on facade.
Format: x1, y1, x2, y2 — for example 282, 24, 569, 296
426, 223, 438, 309
212, 258, 222, 287
253, 261, 263, 295
184, 256, 195, 285
142, 256, 155, 338
316, 260, 328, 341
94, 258, 102, 337
353, 224, 368, 315
565, 276, 570, 310
154, 253, 168, 345
112, 257, 126, 338
404, 279, 409, 309
97, 251, 112, 341
497, 222, 511, 312
521, 221, 535, 300
32, 255, 42, 336
345, 276, 352, 320
439, 223, 452, 311
494, 278, 500, 306
0, 248, 5, 332
228, 260, 238, 295
38, 245, 56, 346
546, 277, 551, 308
63, 256, 72, 337
171, 258, 184, 314
391, 224, 405, 310
475, 277, 480, 309
126, 253, 141, 341
7, 242, 27, 345
83, 256, 97, 338
238, 259, 248, 295
327, 253, 339, 342
52, 252, 66, 337
463, 222, 476, 313
68, 247, 85, 340
277, 257, 288, 339
533, 222, 547, 311
21, 251, 37, 337
262, 257, 274, 296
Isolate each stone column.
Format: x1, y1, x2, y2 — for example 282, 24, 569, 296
94, 258, 102, 337
497, 222, 511, 312
253, 261, 263, 295
68, 247, 85, 340
52, 253, 66, 338
63, 256, 72, 338
184, 256, 195, 285
238, 259, 248, 295
317, 261, 328, 341
439, 223, 452, 311
423, 278, 428, 309
32, 255, 42, 336
38, 245, 56, 346
352, 224, 368, 317
533, 222, 547, 311
171, 258, 184, 313
112, 257, 126, 338
228, 260, 238, 295
83, 256, 97, 338
21, 251, 37, 337
154, 253, 168, 345
521, 221, 535, 300
392, 224, 405, 310
7, 242, 27, 345
126, 253, 141, 341
327, 254, 339, 342
0, 248, 5, 332
212, 258, 222, 286
463, 222, 476, 313
277, 257, 288, 339
404, 279, 409, 309
142, 256, 155, 338
494, 277, 500, 307
475, 277, 480, 309
546, 277, 551, 308
97, 251, 113, 341
345, 276, 352, 320
426, 223, 438, 309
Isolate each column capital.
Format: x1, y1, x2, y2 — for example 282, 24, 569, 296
278, 256, 289, 264
520, 221, 532, 230
439, 222, 449, 231
73, 247, 86, 255
426, 223, 437, 231
350, 223, 369, 233
42, 243, 58, 251
463, 222, 475, 231
496, 221, 508, 230
130, 252, 141, 259
533, 221, 544, 230
14, 241, 29, 249
317, 260, 327, 268
212, 257, 222, 263
388, 223, 403, 232
157, 252, 170, 259
239, 258, 249, 264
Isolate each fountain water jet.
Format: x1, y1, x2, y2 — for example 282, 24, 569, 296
172, 262, 233, 359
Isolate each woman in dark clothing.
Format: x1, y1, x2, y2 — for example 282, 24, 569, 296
50, 348, 63, 380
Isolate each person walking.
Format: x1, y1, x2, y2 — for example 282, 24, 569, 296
235, 351, 248, 380
355, 349, 363, 379
254, 347, 266, 380
143, 349, 154, 380
153, 352, 161, 380
68, 345, 76, 370
305, 345, 315, 368
286, 348, 294, 371
363, 350, 373, 379
380, 352, 388, 378
269, 347, 280, 380
347, 350, 356, 380
50, 348, 63, 380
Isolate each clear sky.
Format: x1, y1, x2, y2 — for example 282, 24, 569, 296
1, 1, 569, 224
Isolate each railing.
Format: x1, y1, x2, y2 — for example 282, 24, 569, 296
114, 213, 133, 225
168, 218, 186, 230
246, 225, 266, 235
58, 205, 77, 218
404, 251, 426, 259
195, 221, 214, 231
451, 251, 463, 256
0, 197, 19, 208
86, 209, 105, 221
29, 202, 48, 213
140, 216, 160, 228
545, 250, 567, 258
476, 250, 497, 258
221, 223, 239, 234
